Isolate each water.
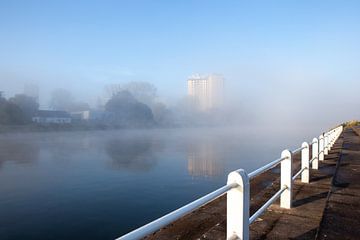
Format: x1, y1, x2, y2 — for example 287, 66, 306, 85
0, 127, 316, 240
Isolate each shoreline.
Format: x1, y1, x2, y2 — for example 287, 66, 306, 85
0, 124, 162, 135
143, 153, 302, 240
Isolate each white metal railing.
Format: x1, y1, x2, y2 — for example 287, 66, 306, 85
117, 125, 344, 240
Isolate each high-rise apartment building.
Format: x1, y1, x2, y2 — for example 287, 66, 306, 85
187, 74, 224, 110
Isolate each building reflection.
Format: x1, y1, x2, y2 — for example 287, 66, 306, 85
187, 140, 224, 178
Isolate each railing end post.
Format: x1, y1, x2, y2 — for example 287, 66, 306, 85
227, 170, 250, 240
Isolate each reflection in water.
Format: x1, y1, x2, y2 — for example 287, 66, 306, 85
0, 127, 306, 240
0, 139, 39, 168
45, 135, 91, 163
187, 140, 224, 177
105, 137, 158, 171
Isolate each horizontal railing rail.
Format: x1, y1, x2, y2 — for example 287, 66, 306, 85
249, 186, 287, 224
292, 145, 307, 154
118, 183, 236, 240
292, 166, 307, 181
247, 156, 287, 179
116, 125, 344, 240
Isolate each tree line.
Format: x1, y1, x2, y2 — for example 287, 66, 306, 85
0, 81, 173, 127
0, 81, 226, 128
0, 92, 38, 125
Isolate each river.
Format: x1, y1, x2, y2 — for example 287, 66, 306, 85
0, 126, 319, 239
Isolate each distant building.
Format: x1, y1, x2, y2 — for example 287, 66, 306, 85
32, 110, 71, 124
187, 74, 224, 111
24, 84, 39, 103
70, 110, 106, 122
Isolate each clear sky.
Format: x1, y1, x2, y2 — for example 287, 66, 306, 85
0, 0, 359, 127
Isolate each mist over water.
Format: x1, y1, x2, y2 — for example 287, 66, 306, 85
1, 1, 360, 239
0, 125, 321, 240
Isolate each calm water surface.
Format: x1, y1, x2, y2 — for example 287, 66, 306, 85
0, 127, 316, 240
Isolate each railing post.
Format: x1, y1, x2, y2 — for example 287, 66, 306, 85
319, 134, 324, 161
227, 170, 249, 240
330, 131, 333, 149
335, 128, 339, 143
280, 149, 292, 209
330, 131, 334, 149
312, 138, 319, 170
324, 133, 329, 155
335, 129, 338, 141
301, 142, 310, 183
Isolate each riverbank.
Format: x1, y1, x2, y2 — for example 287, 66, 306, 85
0, 123, 157, 134
142, 127, 360, 240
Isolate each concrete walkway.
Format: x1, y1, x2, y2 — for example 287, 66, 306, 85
317, 127, 360, 240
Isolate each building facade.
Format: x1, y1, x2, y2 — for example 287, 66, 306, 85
187, 74, 224, 111
32, 110, 72, 124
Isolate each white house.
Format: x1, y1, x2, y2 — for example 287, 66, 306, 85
32, 110, 72, 124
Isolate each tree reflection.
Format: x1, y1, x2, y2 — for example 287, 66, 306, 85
0, 139, 39, 168
105, 137, 158, 171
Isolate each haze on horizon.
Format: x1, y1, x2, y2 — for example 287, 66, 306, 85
1, 0, 359, 130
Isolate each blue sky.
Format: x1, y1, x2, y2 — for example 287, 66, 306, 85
0, 0, 359, 126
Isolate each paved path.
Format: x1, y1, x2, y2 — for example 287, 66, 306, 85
316, 127, 360, 240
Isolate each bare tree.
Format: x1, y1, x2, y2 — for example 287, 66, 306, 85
104, 84, 123, 98
105, 90, 154, 126
105, 81, 157, 105
123, 81, 157, 105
